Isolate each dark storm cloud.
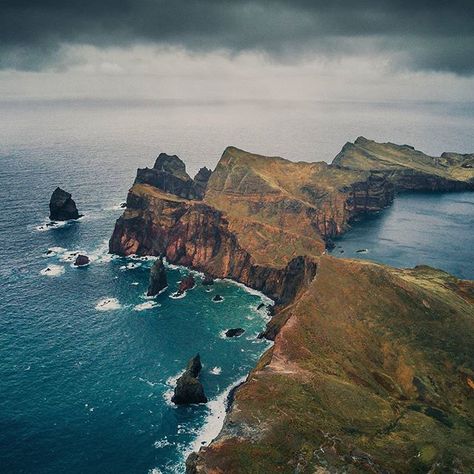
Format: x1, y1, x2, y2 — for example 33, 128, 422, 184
1, 0, 473, 73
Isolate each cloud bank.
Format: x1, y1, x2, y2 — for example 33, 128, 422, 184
1, 0, 473, 74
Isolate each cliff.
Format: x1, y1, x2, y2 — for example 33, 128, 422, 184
188, 258, 474, 473
109, 141, 474, 473
333, 137, 474, 191
110, 146, 393, 304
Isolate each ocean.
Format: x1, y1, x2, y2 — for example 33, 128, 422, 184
1, 99, 473, 473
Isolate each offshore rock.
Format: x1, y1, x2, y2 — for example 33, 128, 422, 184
171, 354, 207, 405
225, 328, 245, 338
74, 255, 90, 267
147, 257, 168, 296
49, 187, 81, 221
176, 275, 195, 296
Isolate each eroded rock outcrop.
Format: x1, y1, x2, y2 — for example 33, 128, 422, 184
147, 257, 168, 296
49, 187, 82, 221
135, 153, 208, 200
172, 354, 207, 405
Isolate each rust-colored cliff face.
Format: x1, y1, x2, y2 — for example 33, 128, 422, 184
109, 184, 317, 305
110, 146, 394, 304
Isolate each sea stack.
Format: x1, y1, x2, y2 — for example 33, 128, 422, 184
171, 354, 207, 405
49, 187, 81, 221
147, 257, 168, 296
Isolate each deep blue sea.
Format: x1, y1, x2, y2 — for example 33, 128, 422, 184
0, 99, 473, 473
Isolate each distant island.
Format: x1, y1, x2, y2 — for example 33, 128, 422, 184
109, 138, 474, 473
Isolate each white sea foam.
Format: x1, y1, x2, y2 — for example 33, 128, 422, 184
210, 367, 222, 375
154, 438, 172, 449
95, 298, 121, 311
169, 291, 186, 300
139, 377, 159, 388
35, 220, 69, 232
222, 278, 274, 306
119, 262, 142, 271
40, 265, 65, 277
44, 246, 67, 257
104, 202, 127, 211
163, 372, 183, 406
187, 375, 247, 455
148, 468, 162, 474
134, 301, 160, 312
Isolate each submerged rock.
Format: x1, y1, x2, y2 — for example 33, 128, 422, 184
49, 187, 82, 221
172, 354, 207, 405
257, 303, 265, 311
74, 255, 90, 267
225, 328, 245, 338
212, 294, 223, 302
147, 257, 168, 296
356, 248, 368, 253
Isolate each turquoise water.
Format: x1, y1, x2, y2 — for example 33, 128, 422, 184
1, 99, 473, 473
330, 192, 474, 280
0, 203, 271, 474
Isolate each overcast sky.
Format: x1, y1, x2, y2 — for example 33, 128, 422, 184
1, 0, 473, 101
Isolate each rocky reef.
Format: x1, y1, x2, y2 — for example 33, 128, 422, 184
109, 140, 474, 472
172, 354, 207, 405
147, 257, 168, 296
49, 187, 82, 221
333, 136, 474, 192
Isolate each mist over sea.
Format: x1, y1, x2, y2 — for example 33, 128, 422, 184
1, 99, 473, 473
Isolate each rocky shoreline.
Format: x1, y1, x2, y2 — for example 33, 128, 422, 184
109, 139, 474, 473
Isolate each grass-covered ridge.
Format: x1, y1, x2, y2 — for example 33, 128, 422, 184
193, 257, 474, 473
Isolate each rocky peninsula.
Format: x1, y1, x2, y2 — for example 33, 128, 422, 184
109, 140, 474, 472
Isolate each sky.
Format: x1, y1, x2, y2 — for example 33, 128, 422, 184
1, 0, 474, 101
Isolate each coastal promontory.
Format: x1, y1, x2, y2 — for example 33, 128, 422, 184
109, 139, 474, 472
